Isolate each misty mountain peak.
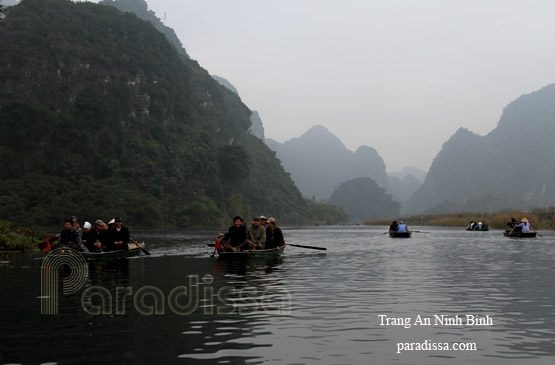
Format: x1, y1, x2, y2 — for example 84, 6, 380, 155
353, 145, 380, 158
212, 75, 239, 96
267, 125, 389, 200
286, 124, 347, 150
495, 83, 555, 131
409, 83, 555, 214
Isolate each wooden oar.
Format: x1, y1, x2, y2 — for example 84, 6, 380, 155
130, 238, 151, 255
285, 243, 327, 250
532, 229, 543, 237
411, 230, 430, 233
208, 242, 327, 250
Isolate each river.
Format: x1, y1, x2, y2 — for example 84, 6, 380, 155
1, 226, 555, 364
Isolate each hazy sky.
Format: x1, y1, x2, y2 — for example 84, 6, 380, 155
100, 0, 555, 171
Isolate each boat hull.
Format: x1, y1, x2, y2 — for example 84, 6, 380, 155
80, 245, 143, 261
389, 231, 412, 238
503, 230, 537, 238
217, 246, 285, 259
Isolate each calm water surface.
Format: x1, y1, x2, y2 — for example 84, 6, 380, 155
1, 226, 555, 364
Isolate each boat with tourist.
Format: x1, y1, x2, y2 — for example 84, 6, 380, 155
389, 231, 412, 238
503, 230, 537, 238
80, 243, 146, 261
216, 246, 285, 259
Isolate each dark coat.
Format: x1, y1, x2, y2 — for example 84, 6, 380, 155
108, 226, 130, 251
265, 226, 284, 249
84, 229, 109, 252
224, 225, 247, 246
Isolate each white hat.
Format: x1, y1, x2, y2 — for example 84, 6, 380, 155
83, 221, 92, 229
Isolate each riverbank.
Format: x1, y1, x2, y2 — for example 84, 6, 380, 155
0, 220, 44, 252
364, 207, 555, 230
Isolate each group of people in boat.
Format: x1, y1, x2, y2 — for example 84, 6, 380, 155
506, 217, 534, 232
218, 215, 284, 252
389, 220, 409, 233
466, 221, 489, 231
40, 216, 132, 253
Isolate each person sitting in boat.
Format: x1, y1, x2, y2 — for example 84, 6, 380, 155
389, 220, 398, 232
514, 218, 532, 232
81, 221, 92, 247
69, 215, 81, 231
265, 217, 285, 249
507, 218, 518, 229
246, 216, 266, 250
85, 219, 109, 252
259, 215, 268, 228
58, 219, 88, 252
218, 216, 249, 251
467, 221, 475, 230
107, 217, 130, 252
397, 221, 408, 233
475, 222, 483, 230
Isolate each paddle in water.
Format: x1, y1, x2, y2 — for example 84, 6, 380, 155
130, 238, 151, 255
285, 242, 327, 250
210, 238, 222, 257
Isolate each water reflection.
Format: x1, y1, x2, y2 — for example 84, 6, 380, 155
2, 228, 555, 364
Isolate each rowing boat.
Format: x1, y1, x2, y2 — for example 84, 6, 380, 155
389, 231, 412, 238
217, 246, 285, 259
503, 230, 537, 238
80, 244, 144, 261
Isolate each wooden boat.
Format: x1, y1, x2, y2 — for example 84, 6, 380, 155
389, 231, 412, 238
466, 227, 489, 231
503, 230, 537, 238
80, 243, 144, 261
217, 246, 285, 259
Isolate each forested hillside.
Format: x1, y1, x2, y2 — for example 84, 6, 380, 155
0, 0, 344, 227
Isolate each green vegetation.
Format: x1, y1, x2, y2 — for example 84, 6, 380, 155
0, 220, 44, 252
99, 0, 189, 58
364, 207, 555, 230
0, 0, 345, 228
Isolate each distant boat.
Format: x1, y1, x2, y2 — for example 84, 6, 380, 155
503, 230, 537, 238
466, 223, 489, 231
389, 231, 412, 238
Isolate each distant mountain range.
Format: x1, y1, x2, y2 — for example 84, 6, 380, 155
265, 125, 390, 201
388, 166, 427, 183
408, 83, 555, 214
